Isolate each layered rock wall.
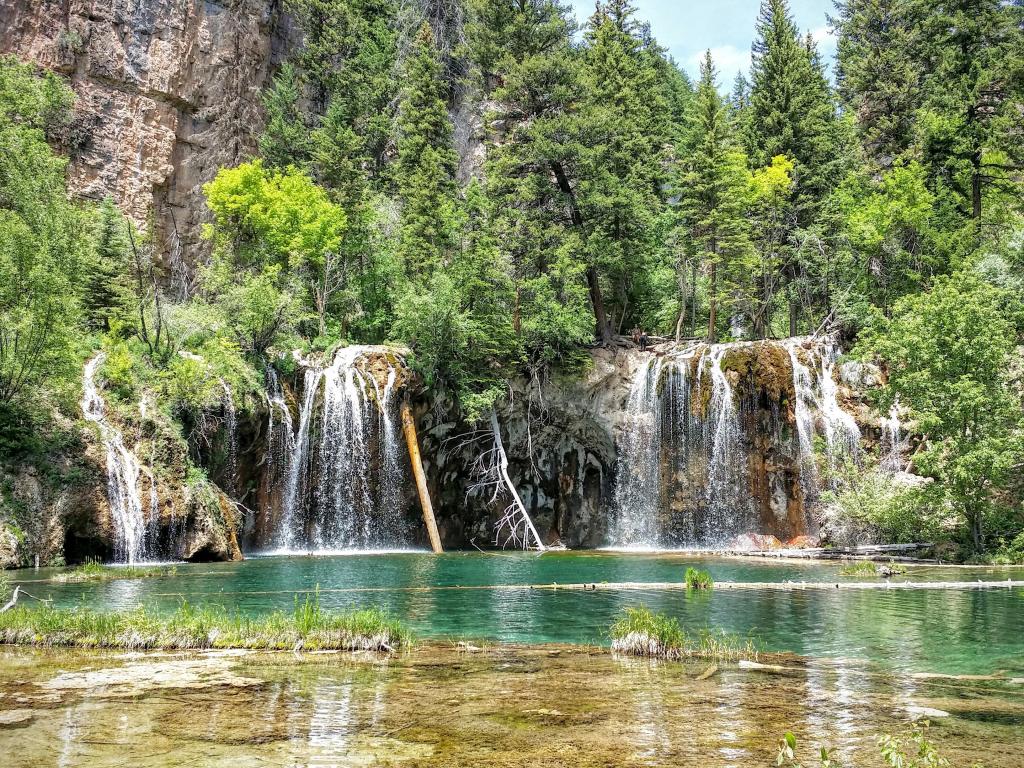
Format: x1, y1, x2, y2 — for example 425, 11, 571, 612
0, 0, 289, 280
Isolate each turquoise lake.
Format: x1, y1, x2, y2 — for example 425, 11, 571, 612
12, 551, 1024, 676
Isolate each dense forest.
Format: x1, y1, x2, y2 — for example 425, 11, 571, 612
1, 0, 1023, 562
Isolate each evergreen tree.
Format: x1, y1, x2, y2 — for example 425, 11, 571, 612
677, 52, 754, 342
394, 23, 460, 277
259, 62, 311, 169
747, 0, 846, 334
84, 198, 131, 332
470, 0, 595, 363
916, 0, 1024, 221
575, 0, 673, 340
832, 0, 925, 169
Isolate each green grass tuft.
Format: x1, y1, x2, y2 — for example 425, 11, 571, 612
52, 561, 178, 583
684, 567, 714, 590
839, 560, 907, 577
609, 605, 757, 661
0, 591, 409, 652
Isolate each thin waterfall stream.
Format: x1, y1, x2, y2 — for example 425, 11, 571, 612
80, 354, 149, 564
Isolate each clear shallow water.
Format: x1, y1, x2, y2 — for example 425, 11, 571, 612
12, 552, 1024, 676
2, 646, 1022, 768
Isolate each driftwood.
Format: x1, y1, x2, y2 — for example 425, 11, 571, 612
0, 585, 51, 612
489, 411, 546, 551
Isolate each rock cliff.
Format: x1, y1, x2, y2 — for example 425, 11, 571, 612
0, 0, 289, 284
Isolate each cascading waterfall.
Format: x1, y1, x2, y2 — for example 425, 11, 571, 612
612, 357, 665, 547
221, 381, 239, 497
81, 354, 148, 564
881, 398, 902, 472
612, 339, 861, 549
269, 347, 408, 551
701, 345, 755, 536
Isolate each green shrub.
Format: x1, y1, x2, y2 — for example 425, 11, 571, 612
609, 605, 757, 661
685, 567, 713, 590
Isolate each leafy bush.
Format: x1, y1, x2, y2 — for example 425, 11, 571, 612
609, 606, 757, 661
685, 567, 714, 590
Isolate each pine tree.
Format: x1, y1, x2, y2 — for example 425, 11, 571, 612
84, 198, 130, 332
678, 52, 754, 343
916, 0, 1024, 221
395, 23, 460, 277
259, 63, 311, 169
470, 0, 596, 362
576, 0, 672, 340
832, 0, 925, 169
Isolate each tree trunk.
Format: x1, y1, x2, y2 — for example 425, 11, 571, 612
971, 150, 983, 220
490, 410, 545, 551
789, 299, 798, 338
586, 266, 612, 345
400, 401, 442, 553
549, 161, 612, 346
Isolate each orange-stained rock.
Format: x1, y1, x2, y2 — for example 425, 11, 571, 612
731, 533, 784, 551
785, 535, 820, 549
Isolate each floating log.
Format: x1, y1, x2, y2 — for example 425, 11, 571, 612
400, 400, 442, 554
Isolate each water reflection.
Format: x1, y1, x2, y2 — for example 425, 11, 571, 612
3, 647, 1023, 768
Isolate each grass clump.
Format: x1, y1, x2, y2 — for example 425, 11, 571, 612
839, 560, 907, 578
0, 592, 408, 652
609, 606, 757, 661
684, 566, 714, 590
53, 561, 178, 583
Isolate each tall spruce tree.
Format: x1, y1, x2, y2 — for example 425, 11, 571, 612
395, 23, 460, 277
470, 0, 596, 362
916, 0, 1024, 221
677, 52, 754, 343
576, 0, 672, 340
832, 0, 924, 169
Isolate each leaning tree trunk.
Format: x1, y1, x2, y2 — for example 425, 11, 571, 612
400, 401, 443, 553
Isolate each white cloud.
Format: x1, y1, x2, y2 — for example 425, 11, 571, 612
687, 45, 752, 85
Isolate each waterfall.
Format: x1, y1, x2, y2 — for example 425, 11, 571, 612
221, 381, 239, 497
881, 398, 902, 472
817, 343, 861, 460
786, 340, 862, 479
701, 345, 754, 538
81, 354, 148, 564
268, 346, 408, 552
277, 367, 323, 551
611, 339, 862, 549
613, 357, 665, 547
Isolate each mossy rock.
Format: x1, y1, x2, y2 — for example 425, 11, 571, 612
720, 342, 794, 403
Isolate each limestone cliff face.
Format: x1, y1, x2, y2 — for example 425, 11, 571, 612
0, 0, 290, 279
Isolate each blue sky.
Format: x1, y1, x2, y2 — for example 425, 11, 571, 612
567, 0, 837, 87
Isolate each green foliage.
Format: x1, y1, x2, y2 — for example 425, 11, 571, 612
776, 731, 841, 768
609, 605, 759, 661
878, 722, 952, 768
677, 52, 753, 341
823, 463, 941, 544
0, 58, 91, 406
395, 23, 459, 277
858, 269, 1024, 551
0, 599, 409, 651
684, 567, 714, 590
